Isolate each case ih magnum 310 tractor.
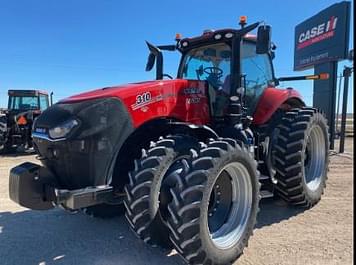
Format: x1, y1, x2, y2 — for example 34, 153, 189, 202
9, 20, 329, 265
0, 90, 50, 153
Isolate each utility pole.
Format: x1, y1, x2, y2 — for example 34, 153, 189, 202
335, 74, 343, 137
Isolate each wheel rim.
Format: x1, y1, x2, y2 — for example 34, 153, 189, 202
208, 162, 253, 249
304, 125, 326, 191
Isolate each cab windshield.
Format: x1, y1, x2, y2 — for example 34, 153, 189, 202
179, 41, 274, 115
8, 96, 39, 110
180, 43, 231, 93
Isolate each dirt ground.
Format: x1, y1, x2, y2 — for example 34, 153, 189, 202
0, 139, 353, 265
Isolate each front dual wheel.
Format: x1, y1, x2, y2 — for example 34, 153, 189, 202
124, 135, 200, 246
124, 137, 259, 264
208, 162, 253, 250
167, 139, 260, 265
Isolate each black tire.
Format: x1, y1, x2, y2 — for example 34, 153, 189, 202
82, 204, 125, 218
0, 115, 7, 154
254, 109, 284, 177
167, 138, 260, 265
124, 135, 200, 246
273, 107, 329, 207
0, 141, 12, 155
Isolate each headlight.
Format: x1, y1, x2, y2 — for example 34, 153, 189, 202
49, 119, 79, 139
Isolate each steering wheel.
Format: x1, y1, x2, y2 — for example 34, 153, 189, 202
203, 67, 223, 79
203, 67, 224, 89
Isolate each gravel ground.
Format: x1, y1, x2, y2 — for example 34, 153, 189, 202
0, 139, 353, 265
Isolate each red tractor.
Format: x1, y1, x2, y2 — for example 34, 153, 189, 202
9, 20, 329, 265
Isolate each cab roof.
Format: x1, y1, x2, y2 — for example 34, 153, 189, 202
178, 28, 257, 51
8, 90, 49, 96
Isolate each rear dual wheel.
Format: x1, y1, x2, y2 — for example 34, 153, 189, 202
273, 107, 329, 207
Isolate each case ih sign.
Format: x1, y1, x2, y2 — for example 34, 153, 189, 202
294, 1, 350, 70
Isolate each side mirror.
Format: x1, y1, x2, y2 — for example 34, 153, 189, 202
256, 25, 271, 54
145, 41, 163, 80
146, 53, 156, 71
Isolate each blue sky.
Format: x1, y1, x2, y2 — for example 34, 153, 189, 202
0, 0, 353, 112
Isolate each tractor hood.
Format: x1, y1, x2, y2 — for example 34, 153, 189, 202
57, 79, 210, 128
60, 79, 183, 104
35, 78, 209, 132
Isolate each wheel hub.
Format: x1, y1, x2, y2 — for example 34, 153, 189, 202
208, 162, 253, 250
208, 171, 234, 233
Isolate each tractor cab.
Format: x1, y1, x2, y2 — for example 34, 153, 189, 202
145, 19, 275, 121
7, 90, 50, 113
176, 31, 276, 116
0, 90, 51, 152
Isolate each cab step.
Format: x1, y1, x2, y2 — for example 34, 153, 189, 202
260, 190, 274, 199
259, 174, 270, 181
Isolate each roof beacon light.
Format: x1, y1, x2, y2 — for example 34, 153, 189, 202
175, 33, 182, 41
239, 16, 247, 27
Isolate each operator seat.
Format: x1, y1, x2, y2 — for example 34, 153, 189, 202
221, 75, 231, 94
210, 75, 230, 117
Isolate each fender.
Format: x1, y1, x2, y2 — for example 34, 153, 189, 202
253, 87, 305, 125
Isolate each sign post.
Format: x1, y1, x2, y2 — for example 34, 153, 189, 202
293, 1, 351, 149
313, 62, 338, 149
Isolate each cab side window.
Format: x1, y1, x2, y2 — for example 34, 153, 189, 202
39, 95, 49, 110
242, 42, 274, 112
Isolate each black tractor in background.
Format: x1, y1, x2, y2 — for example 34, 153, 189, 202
0, 90, 51, 153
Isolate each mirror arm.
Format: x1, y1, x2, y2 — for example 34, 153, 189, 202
146, 41, 164, 80
278, 73, 329, 82
157, 45, 177, 51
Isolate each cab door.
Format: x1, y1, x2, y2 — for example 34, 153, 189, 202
241, 41, 275, 115
39, 94, 49, 111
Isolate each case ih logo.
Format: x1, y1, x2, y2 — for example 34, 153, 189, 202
294, 2, 350, 71
297, 16, 338, 50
